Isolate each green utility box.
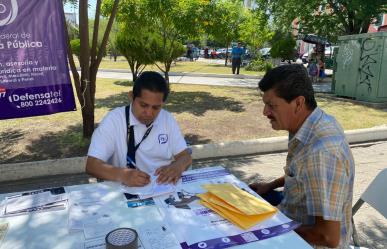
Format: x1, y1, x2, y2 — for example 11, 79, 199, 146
334, 32, 387, 102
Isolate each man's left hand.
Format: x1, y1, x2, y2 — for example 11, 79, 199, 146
155, 163, 185, 185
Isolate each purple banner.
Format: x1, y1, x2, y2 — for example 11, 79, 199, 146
0, 0, 76, 119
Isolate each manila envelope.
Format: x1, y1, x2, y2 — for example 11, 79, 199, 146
202, 183, 276, 216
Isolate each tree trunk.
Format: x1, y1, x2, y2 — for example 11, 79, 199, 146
164, 62, 171, 84
129, 61, 137, 81
224, 43, 230, 66
81, 106, 95, 138
224, 48, 228, 66
164, 71, 170, 84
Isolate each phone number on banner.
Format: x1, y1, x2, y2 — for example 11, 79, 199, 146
17, 98, 63, 108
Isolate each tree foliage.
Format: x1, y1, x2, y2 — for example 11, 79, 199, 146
239, 9, 273, 49
143, 0, 208, 82
107, 21, 120, 61
270, 34, 296, 62
205, 0, 245, 65
104, 0, 208, 82
70, 39, 81, 58
115, 26, 159, 81
256, 0, 387, 42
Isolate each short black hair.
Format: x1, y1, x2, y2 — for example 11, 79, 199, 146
258, 64, 317, 110
133, 71, 170, 102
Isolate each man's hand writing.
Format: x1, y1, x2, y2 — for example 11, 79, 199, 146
121, 168, 150, 187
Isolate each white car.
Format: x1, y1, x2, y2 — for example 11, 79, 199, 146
259, 47, 271, 59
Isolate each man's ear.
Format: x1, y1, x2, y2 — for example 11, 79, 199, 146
128, 91, 133, 102
294, 96, 305, 113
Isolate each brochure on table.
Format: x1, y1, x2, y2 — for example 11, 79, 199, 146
0, 187, 67, 217
153, 166, 299, 249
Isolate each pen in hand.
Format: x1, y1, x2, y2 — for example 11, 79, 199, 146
126, 156, 137, 169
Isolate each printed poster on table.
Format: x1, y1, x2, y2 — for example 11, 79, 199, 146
153, 166, 300, 249
0, 0, 76, 119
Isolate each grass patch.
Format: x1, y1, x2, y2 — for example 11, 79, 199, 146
0, 78, 386, 164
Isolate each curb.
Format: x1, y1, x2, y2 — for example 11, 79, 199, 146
1, 127, 387, 182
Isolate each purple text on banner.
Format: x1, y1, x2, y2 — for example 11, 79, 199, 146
0, 0, 76, 119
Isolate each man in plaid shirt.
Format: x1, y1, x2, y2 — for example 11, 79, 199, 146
250, 64, 354, 248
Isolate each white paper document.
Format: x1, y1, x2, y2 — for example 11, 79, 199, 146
121, 175, 176, 198
139, 224, 181, 249
68, 202, 114, 232
83, 217, 116, 240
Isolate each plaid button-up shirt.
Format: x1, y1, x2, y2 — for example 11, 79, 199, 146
278, 107, 355, 249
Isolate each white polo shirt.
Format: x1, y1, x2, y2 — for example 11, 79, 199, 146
87, 105, 188, 174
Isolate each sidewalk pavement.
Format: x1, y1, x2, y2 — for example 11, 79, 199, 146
1, 140, 386, 248
94, 69, 333, 93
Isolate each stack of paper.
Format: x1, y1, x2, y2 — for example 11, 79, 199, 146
1, 187, 67, 217
121, 175, 176, 199
197, 183, 277, 230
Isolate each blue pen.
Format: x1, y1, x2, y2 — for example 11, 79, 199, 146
126, 156, 137, 169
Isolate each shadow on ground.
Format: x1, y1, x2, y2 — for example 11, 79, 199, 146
95, 92, 130, 110
94, 84, 245, 116
114, 80, 133, 87
0, 125, 89, 164
184, 133, 212, 145
355, 218, 387, 249
0, 130, 25, 163
166, 91, 245, 115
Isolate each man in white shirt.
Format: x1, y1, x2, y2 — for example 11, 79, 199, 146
86, 71, 192, 187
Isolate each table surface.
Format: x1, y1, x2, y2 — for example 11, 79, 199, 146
0, 169, 312, 249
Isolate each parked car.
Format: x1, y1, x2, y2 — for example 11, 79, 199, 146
216, 48, 232, 58
259, 47, 271, 59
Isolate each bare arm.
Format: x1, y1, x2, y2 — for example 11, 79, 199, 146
249, 176, 285, 195
296, 216, 340, 248
155, 149, 192, 184
85, 156, 150, 187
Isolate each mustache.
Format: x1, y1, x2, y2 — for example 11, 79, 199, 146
267, 115, 275, 120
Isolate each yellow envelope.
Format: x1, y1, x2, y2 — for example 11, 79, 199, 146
197, 192, 244, 214
202, 183, 275, 215
200, 199, 276, 230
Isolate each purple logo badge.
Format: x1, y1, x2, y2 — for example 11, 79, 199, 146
158, 134, 168, 144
